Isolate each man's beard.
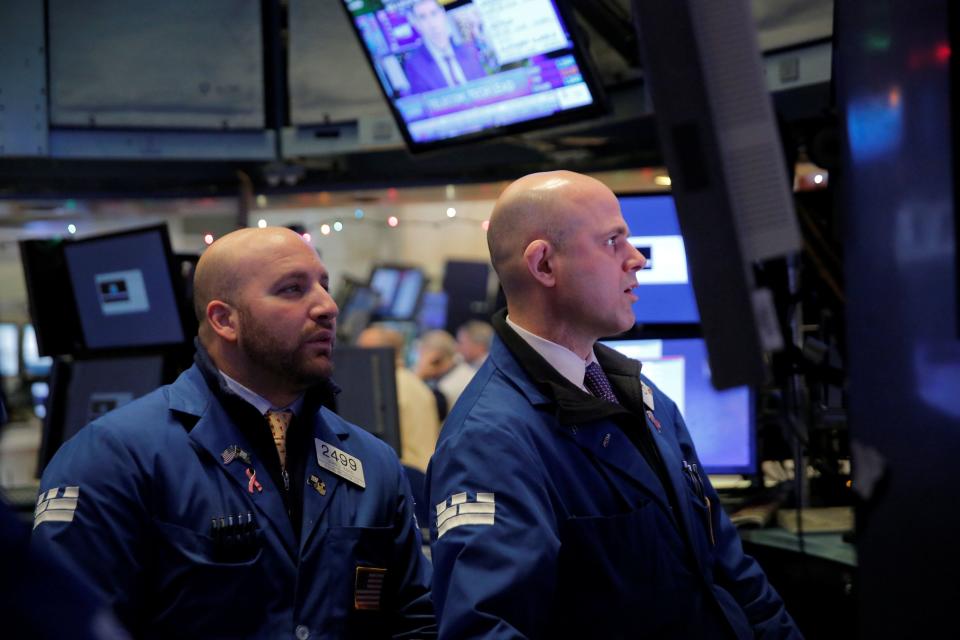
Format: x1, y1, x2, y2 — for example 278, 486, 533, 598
237, 307, 333, 389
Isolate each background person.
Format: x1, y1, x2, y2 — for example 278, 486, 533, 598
455, 320, 493, 370
415, 329, 476, 417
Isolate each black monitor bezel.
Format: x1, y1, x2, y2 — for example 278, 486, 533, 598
330, 345, 402, 456
334, 0, 608, 153
18, 236, 85, 357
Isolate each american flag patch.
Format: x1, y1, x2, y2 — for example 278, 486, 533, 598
33, 486, 80, 529
435, 492, 496, 539
354, 566, 386, 611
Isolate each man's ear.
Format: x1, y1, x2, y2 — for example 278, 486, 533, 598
523, 239, 556, 288
206, 300, 238, 343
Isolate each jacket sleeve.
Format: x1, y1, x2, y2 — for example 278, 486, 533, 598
29, 423, 149, 628
387, 454, 439, 639
426, 418, 560, 639
667, 400, 803, 639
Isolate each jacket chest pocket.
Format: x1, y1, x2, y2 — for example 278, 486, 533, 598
305, 525, 394, 637
552, 504, 699, 638
150, 518, 266, 635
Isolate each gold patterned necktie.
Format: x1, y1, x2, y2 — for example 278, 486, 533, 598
265, 410, 294, 469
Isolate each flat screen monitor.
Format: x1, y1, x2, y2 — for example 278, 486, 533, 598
62, 225, 190, 351
369, 266, 426, 321
339, 285, 381, 342
330, 346, 401, 456
0, 323, 18, 377
619, 193, 700, 325
38, 354, 166, 475
340, 0, 605, 151
601, 337, 755, 475
22, 324, 53, 378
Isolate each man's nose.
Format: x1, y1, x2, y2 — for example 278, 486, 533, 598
310, 285, 339, 321
626, 243, 646, 272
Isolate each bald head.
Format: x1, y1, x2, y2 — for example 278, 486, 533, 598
193, 227, 314, 341
487, 171, 614, 297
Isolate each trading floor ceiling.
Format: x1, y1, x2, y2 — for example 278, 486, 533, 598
0, 0, 833, 199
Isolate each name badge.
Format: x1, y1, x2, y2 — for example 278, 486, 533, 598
315, 439, 366, 488
641, 382, 655, 412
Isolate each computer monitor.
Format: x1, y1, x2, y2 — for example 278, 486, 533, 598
62, 225, 191, 351
338, 284, 381, 343
38, 354, 166, 475
369, 265, 426, 321
338, 0, 605, 151
417, 290, 448, 331
22, 324, 53, 378
330, 346, 402, 456
619, 193, 700, 325
0, 323, 18, 377
601, 337, 755, 475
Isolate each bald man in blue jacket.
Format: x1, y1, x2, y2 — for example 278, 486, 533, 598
427, 171, 801, 639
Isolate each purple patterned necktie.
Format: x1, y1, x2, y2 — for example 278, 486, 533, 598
584, 362, 619, 404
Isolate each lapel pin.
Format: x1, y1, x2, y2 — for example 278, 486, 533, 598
221, 445, 252, 465
646, 409, 662, 432
245, 467, 263, 493
309, 474, 327, 496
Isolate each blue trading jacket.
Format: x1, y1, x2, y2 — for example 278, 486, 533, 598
32, 362, 435, 639
426, 331, 802, 639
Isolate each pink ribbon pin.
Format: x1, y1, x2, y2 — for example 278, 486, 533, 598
246, 468, 263, 493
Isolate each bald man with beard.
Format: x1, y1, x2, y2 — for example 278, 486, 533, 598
426, 171, 800, 639
33, 227, 436, 639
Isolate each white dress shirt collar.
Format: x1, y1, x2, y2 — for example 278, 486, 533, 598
505, 315, 597, 392
219, 370, 304, 416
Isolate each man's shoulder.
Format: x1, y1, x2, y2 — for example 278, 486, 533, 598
316, 406, 402, 463
439, 360, 546, 444
41, 384, 185, 484
87, 385, 178, 439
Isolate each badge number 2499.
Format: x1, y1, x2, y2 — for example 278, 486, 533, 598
315, 439, 366, 488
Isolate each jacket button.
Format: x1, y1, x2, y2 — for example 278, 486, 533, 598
602, 433, 611, 447
295, 625, 310, 640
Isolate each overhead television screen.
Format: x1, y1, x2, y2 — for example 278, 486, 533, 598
619, 193, 700, 325
340, 0, 604, 150
602, 337, 755, 475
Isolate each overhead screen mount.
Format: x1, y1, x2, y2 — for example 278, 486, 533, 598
631, 0, 802, 389
337, 0, 607, 152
